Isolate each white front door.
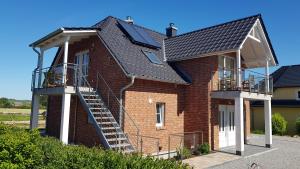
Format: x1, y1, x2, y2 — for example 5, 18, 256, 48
75, 51, 89, 86
219, 105, 236, 148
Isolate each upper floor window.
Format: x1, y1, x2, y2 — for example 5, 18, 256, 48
156, 103, 165, 127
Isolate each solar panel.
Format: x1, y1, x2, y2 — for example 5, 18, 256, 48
118, 21, 161, 49
142, 50, 162, 64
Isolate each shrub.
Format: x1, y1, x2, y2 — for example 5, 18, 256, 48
176, 146, 192, 160
272, 113, 287, 135
296, 117, 300, 134
198, 143, 210, 155
0, 124, 188, 169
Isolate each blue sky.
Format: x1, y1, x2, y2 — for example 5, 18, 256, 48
0, 0, 299, 100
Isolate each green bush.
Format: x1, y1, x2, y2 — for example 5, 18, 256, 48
272, 113, 287, 135
0, 124, 188, 169
198, 143, 210, 155
176, 146, 192, 160
296, 117, 300, 134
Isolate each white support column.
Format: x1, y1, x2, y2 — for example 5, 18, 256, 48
236, 50, 242, 88
235, 97, 244, 155
60, 93, 71, 144
37, 50, 44, 88
264, 99, 272, 148
30, 94, 40, 129
265, 59, 270, 93
62, 36, 70, 85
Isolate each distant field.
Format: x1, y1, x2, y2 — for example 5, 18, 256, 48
0, 114, 44, 121
0, 108, 46, 114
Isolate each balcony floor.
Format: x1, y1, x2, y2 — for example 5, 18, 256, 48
33, 86, 76, 95
211, 90, 271, 100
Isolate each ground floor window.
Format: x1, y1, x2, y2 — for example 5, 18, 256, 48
156, 103, 165, 127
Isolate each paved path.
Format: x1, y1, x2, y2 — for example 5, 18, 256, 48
183, 152, 240, 169
184, 134, 300, 169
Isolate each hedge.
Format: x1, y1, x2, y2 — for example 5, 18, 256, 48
0, 124, 189, 169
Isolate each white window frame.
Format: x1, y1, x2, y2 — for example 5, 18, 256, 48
156, 103, 165, 127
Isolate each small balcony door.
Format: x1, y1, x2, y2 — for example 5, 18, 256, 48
219, 105, 235, 148
218, 55, 236, 90
75, 51, 89, 86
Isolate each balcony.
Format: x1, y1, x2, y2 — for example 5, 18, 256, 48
31, 63, 78, 95
211, 68, 273, 99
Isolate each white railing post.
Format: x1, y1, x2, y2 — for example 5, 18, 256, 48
62, 36, 70, 86
236, 50, 242, 89
265, 59, 270, 93
37, 49, 44, 88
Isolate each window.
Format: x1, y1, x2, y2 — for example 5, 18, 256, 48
156, 103, 165, 127
298, 91, 300, 99
142, 50, 162, 65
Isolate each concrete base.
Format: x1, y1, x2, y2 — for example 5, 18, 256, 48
236, 151, 244, 156
266, 144, 272, 148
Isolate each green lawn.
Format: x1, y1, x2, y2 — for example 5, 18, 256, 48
0, 114, 44, 121
0, 108, 46, 114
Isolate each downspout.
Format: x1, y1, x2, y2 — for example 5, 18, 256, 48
30, 47, 41, 130
119, 76, 135, 129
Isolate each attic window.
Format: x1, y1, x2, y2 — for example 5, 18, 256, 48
142, 50, 162, 65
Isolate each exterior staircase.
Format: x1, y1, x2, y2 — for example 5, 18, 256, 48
77, 87, 135, 153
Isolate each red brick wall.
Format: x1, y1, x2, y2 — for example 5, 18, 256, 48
175, 56, 218, 148
124, 79, 184, 153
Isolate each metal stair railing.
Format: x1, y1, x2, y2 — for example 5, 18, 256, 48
96, 72, 140, 151
77, 75, 134, 151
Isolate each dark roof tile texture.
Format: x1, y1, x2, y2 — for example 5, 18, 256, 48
272, 64, 300, 88
96, 17, 188, 84
165, 15, 260, 61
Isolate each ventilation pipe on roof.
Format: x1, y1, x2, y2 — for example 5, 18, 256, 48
119, 76, 135, 129
166, 23, 178, 37
125, 16, 134, 24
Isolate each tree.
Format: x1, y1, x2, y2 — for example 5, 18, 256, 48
0, 98, 15, 108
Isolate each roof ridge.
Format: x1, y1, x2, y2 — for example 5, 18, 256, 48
114, 17, 166, 37
166, 14, 261, 40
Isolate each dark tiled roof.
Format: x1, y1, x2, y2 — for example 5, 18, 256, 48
96, 16, 188, 84
272, 64, 300, 88
165, 14, 274, 62
251, 100, 300, 107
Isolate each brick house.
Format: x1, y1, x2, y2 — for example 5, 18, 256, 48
29, 14, 278, 156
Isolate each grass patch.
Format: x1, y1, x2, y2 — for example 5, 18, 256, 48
252, 129, 265, 134
0, 114, 44, 121
0, 108, 46, 114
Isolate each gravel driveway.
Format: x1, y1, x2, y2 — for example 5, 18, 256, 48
210, 134, 300, 169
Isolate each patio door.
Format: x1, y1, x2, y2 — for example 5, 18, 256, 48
219, 105, 235, 148
75, 51, 89, 86
218, 56, 236, 90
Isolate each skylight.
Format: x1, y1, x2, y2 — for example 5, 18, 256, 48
142, 50, 162, 65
